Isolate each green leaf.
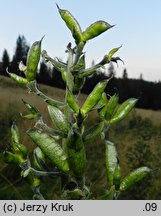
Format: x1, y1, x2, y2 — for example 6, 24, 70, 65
109, 98, 138, 124
120, 167, 152, 191
48, 105, 69, 134
105, 140, 118, 186
27, 128, 70, 174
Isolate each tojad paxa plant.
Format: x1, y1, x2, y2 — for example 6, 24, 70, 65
3, 5, 153, 200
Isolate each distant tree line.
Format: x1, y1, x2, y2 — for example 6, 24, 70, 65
0, 35, 161, 110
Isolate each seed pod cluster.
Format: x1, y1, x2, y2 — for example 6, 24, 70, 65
5, 5, 153, 200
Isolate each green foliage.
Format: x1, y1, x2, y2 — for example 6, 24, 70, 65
2, 5, 155, 200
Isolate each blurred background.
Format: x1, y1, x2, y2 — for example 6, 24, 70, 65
0, 0, 161, 199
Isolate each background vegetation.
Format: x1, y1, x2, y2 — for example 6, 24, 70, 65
1, 35, 161, 110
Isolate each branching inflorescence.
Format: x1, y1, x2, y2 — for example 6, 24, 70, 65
4, 5, 152, 200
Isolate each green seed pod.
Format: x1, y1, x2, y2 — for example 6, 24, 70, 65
57, 5, 82, 45
72, 54, 86, 72
98, 105, 107, 118
31, 177, 41, 188
33, 147, 46, 171
105, 94, 119, 121
104, 46, 122, 63
65, 131, 86, 178
12, 142, 28, 157
26, 37, 43, 81
109, 98, 138, 124
48, 105, 69, 134
21, 100, 40, 120
22, 99, 39, 115
72, 55, 86, 94
94, 92, 108, 110
83, 121, 104, 142
7, 71, 28, 85
113, 163, 121, 191
66, 90, 79, 114
75, 65, 98, 78
11, 122, 20, 144
27, 128, 70, 174
73, 77, 85, 95
97, 93, 109, 118
20, 113, 39, 120
120, 167, 152, 191
81, 79, 109, 116
63, 188, 84, 200
105, 140, 118, 186
25, 173, 41, 188
82, 20, 113, 42
11, 122, 28, 156
3, 151, 25, 165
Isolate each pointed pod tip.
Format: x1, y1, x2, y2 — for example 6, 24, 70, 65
21, 98, 26, 104
6, 67, 10, 75
12, 120, 17, 127
111, 24, 116, 28
26, 128, 35, 136
40, 35, 45, 44
56, 3, 60, 10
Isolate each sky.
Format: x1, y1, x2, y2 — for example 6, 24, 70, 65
0, 0, 161, 82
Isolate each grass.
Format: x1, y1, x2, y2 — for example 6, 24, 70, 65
0, 75, 161, 199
